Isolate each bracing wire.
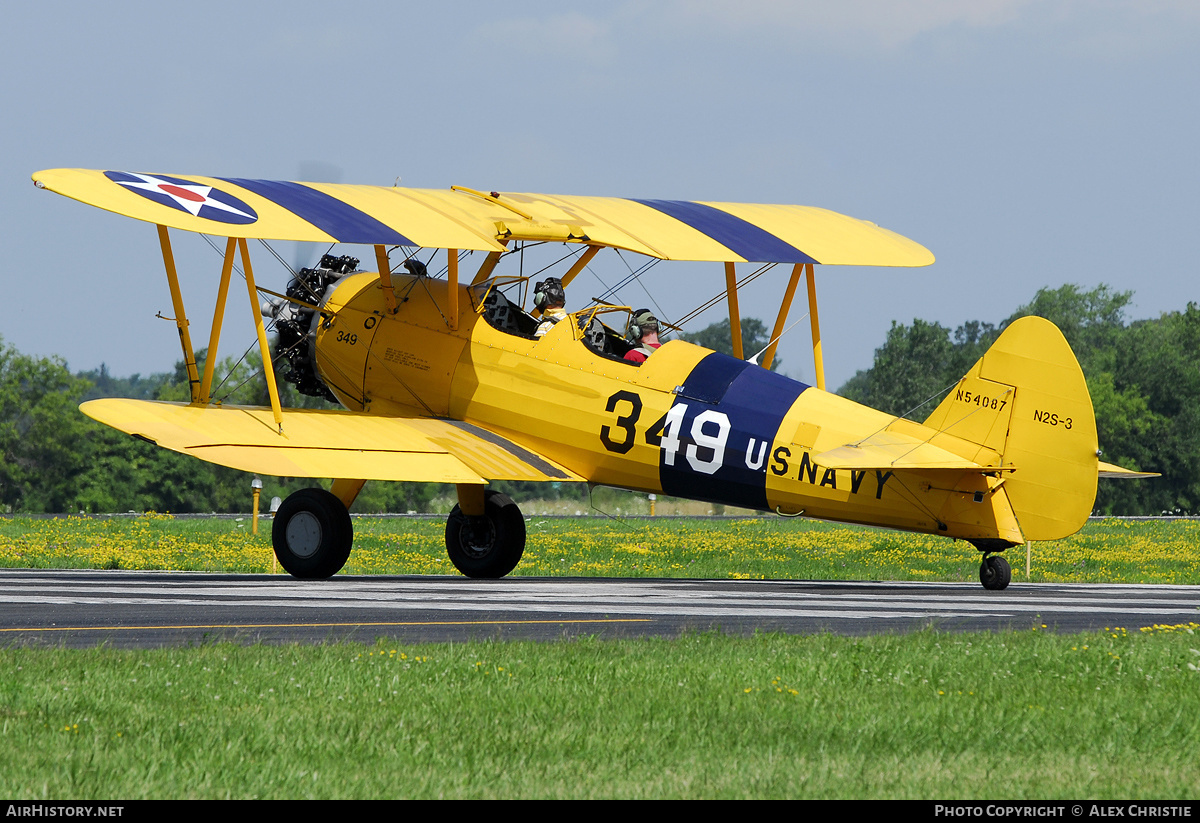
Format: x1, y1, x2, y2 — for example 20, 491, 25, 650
585, 485, 643, 533
673, 262, 776, 330
208, 338, 260, 400
747, 312, 809, 365
600, 251, 668, 319
896, 381, 961, 422
257, 238, 298, 278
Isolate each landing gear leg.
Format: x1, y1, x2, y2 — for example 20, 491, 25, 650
330, 478, 366, 509
445, 488, 526, 579
272, 488, 354, 579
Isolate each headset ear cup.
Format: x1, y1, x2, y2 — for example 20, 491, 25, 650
630, 309, 657, 341
534, 278, 563, 311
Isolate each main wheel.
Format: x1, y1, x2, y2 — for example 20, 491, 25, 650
979, 554, 1012, 590
272, 488, 353, 579
445, 490, 526, 578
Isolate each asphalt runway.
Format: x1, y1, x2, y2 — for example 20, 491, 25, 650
2, 569, 1198, 648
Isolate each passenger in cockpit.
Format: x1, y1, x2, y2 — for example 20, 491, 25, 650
624, 309, 662, 364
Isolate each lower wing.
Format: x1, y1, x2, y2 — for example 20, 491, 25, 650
82, 399, 582, 483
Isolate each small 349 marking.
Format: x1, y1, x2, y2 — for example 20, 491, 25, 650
336, 330, 359, 346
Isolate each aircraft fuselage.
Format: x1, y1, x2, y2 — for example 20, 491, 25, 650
309, 271, 1023, 545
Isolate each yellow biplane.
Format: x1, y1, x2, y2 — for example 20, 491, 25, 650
33, 168, 1150, 590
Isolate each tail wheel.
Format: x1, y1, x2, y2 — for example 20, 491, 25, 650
979, 554, 1012, 591
272, 488, 353, 579
445, 490, 525, 578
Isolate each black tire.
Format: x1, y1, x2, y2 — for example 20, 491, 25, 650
445, 490, 526, 578
272, 488, 353, 579
979, 554, 1012, 591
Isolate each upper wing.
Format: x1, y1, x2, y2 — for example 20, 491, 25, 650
34, 168, 934, 267
82, 399, 583, 483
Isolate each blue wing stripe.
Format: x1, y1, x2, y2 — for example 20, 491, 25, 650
220, 178, 415, 246
631, 199, 818, 264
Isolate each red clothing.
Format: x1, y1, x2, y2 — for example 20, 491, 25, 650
624, 342, 661, 363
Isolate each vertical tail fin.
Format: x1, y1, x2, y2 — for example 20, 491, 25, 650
923, 316, 1098, 540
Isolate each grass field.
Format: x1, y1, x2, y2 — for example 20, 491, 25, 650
2, 627, 1198, 799
1, 514, 1197, 798
1, 512, 1197, 585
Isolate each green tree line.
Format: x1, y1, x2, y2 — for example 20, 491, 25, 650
0, 344, 437, 515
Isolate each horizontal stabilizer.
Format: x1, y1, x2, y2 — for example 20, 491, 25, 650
81, 399, 582, 483
1098, 460, 1160, 479
815, 430, 1008, 472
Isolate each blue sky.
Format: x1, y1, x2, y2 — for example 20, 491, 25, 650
4, 1, 1197, 388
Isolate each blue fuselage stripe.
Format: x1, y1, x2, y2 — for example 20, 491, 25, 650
631, 199, 818, 264
660, 353, 810, 510
677, 353, 748, 404
220, 179, 415, 246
